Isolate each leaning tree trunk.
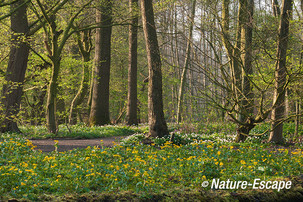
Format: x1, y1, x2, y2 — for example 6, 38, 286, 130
141, 0, 169, 138
0, 0, 29, 133
176, 0, 196, 124
126, 0, 139, 126
89, 0, 112, 126
268, 0, 293, 144
69, 30, 91, 125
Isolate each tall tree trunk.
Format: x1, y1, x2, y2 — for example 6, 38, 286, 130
268, 0, 293, 144
236, 0, 254, 142
272, 0, 281, 17
89, 0, 112, 126
295, 0, 303, 138
176, 0, 196, 123
45, 15, 62, 134
46, 52, 61, 133
141, 0, 168, 138
295, 101, 300, 137
126, 0, 138, 126
221, 0, 242, 119
69, 30, 92, 124
42, 0, 92, 132
0, 0, 29, 133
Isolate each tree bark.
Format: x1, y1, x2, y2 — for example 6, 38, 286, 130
126, 0, 138, 126
176, 0, 196, 123
44, 11, 63, 133
272, 0, 281, 17
42, 0, 92, 133
141, 0, 168, 138
46, 49, 61, 133
0, 0, 29, 133
268, 0, 293, 144
221, 0, 242, 119
295, 101, 300, 137
69, 30, 92, 124
89, 0, 112, 126
236, 0, 254, 142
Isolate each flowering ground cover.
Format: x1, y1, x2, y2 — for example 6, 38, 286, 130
0, 127, 303, 201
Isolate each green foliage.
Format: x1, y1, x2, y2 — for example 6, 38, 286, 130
0, 133, 302, 200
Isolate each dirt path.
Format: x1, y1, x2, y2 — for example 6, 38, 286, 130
31, 136, 126, 152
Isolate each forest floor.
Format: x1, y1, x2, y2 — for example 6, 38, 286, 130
31, 136, 126, 152
1, 123, 303, 201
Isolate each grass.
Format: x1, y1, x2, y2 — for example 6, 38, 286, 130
20, 124, 148, 139
0, 122, 302, 200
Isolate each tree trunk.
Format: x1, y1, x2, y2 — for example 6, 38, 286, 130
141, 0, 168, 138
236, 117, 255, 142
69, 30, 91, 124
176, 0, 196, 123
221, 0, 241, 119
236, 0, 254, 142
0, 0, 29, 133
46, 56, 61, 133
295, 101, 300, 137
295, 0, 303, 138
41, 0, 92, 132
89, 0, 112, 126
126, 0, 138, 126
268, 0, 293, 144
45, 14, 63, 134
272, 0, 281, 17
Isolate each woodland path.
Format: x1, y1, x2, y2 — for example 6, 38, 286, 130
31, 136, 126, 152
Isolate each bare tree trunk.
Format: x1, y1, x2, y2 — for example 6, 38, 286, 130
44, 11, 63, 133
272, 0, 281, 17
69, 30, 92, 124
87, 66, 94, 118
89, 0, 112, 126
236, 0, 254, 142
46, 52, 61, 133
126, 0, 138, 126
295, 101, 300, 137
295, 0, 303, 138
285, 88, 290, 118
176, 0, 196, 123
268, 0, 293, 144
141, 0, 168, 138
0, 0, 29, 133
221, 0, 241, 116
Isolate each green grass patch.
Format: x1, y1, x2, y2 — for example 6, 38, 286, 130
20, 124, 148, 139
18, 122, 302, 143
0, 133, 302, 201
